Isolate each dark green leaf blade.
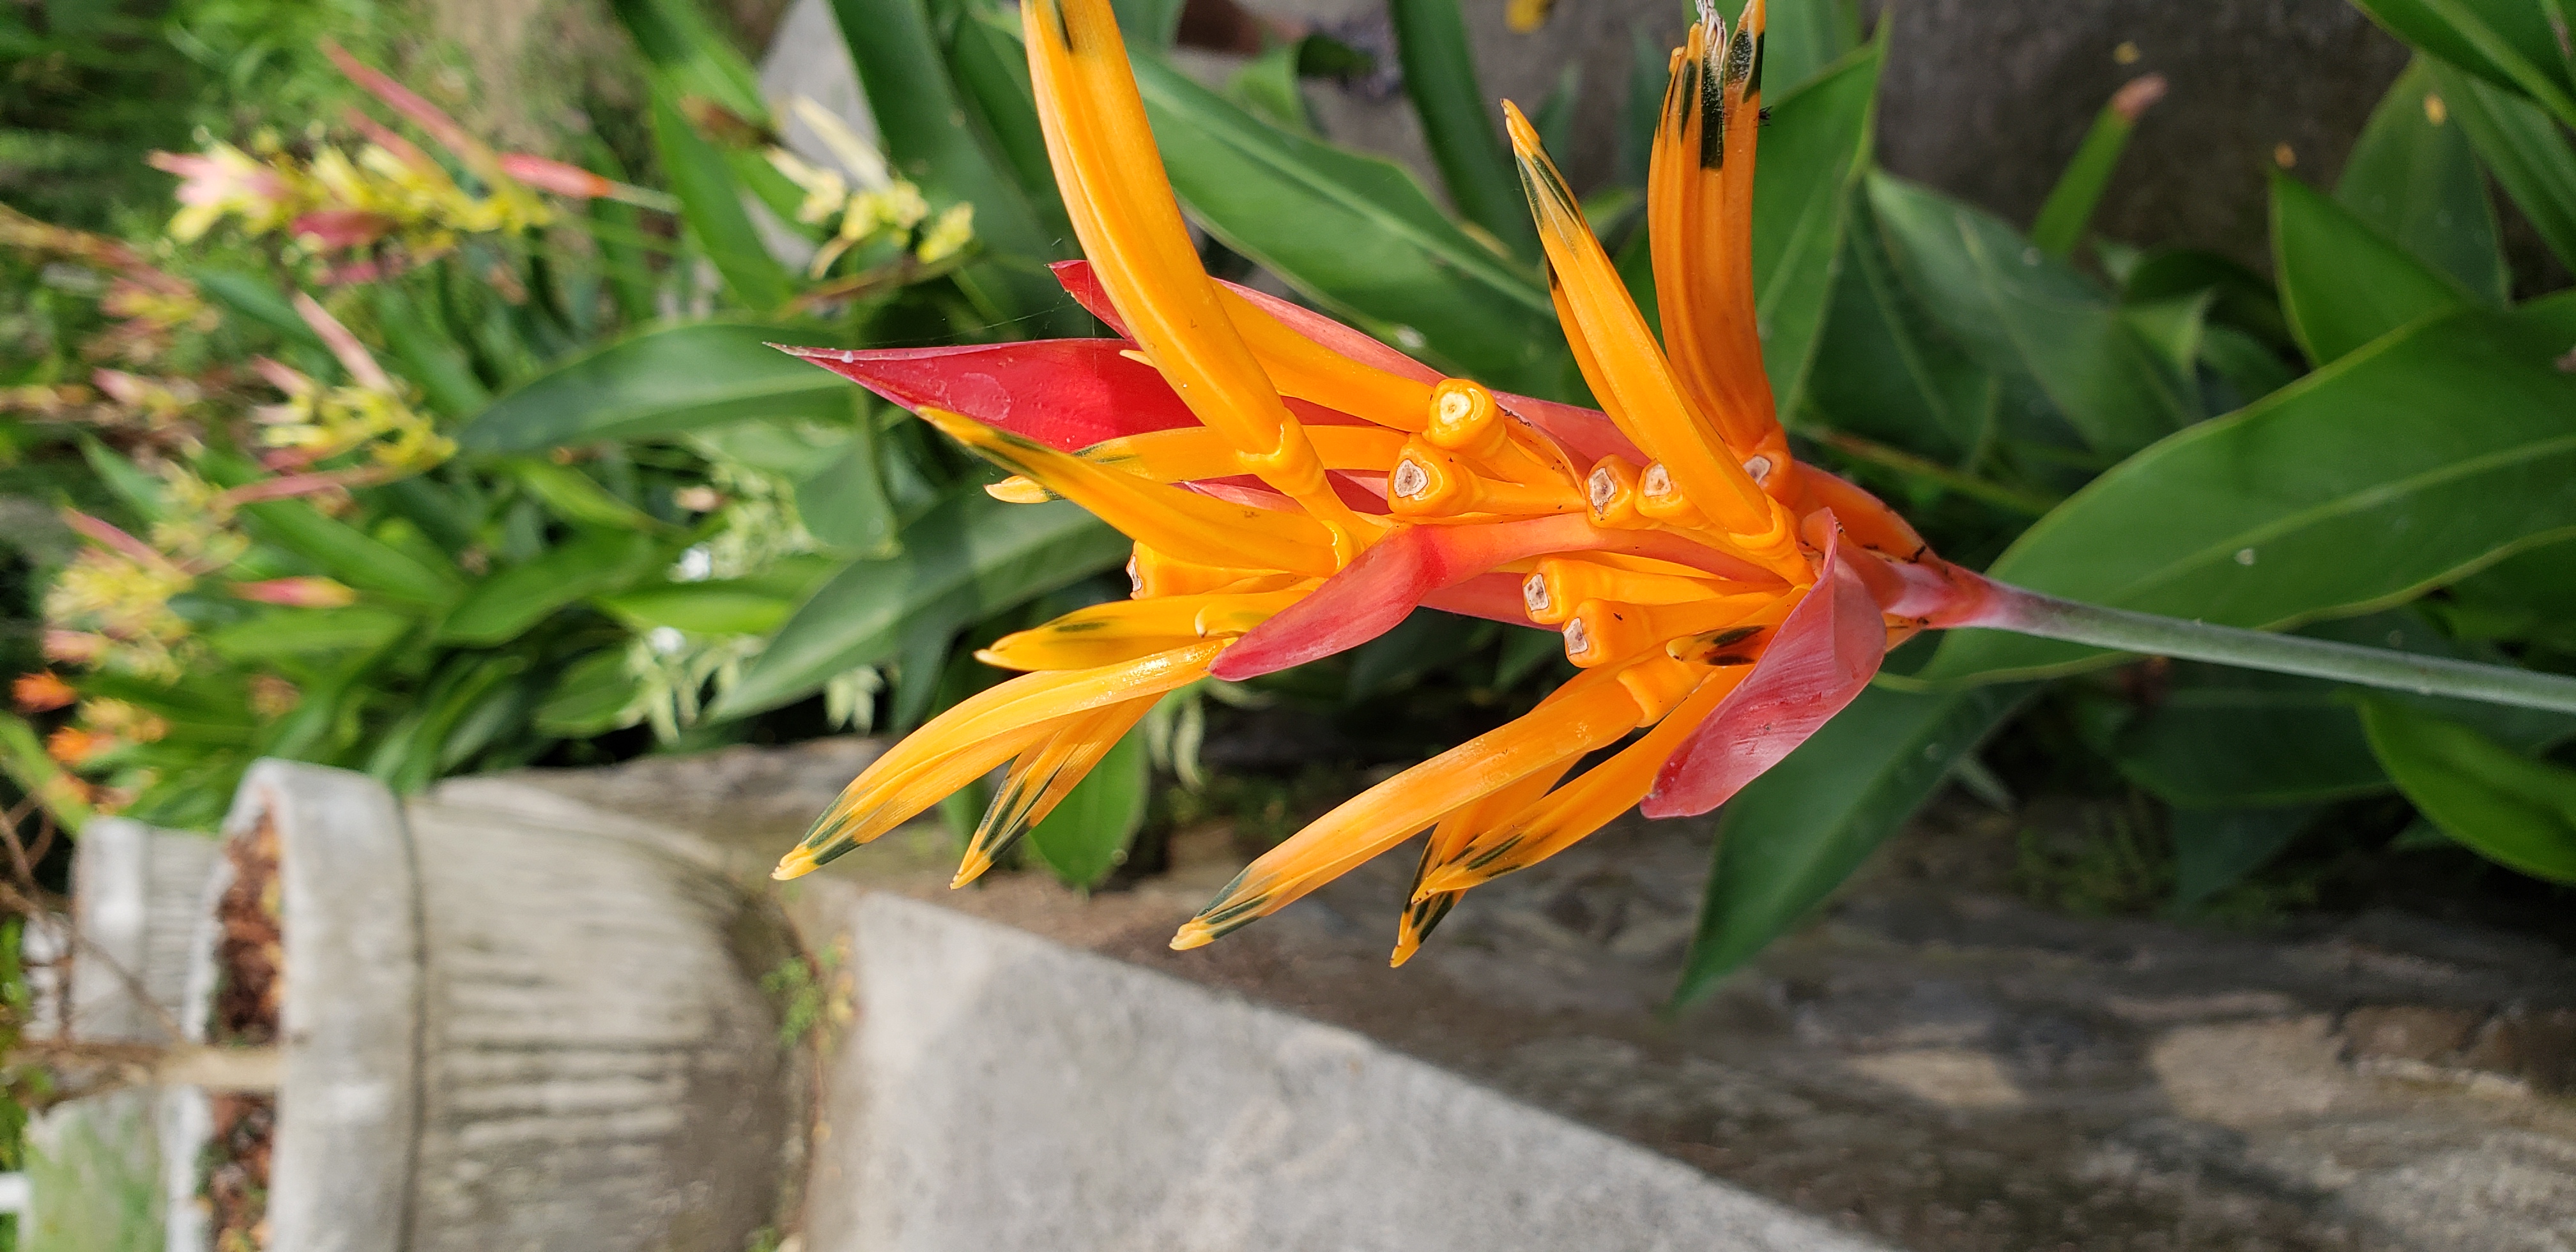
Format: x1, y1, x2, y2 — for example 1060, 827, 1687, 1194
440, 530, 665, 645
1751, 41, 1880, 422
2273, 169, 2469, 365
1867, 172, 2197, 457
2432, 61, 2576, 272
1389, 0, 1537, 259
459, 324, 847, 452
648, 90, 795, 310
2337, 57, 2510, 303
2359, 696, 2576, 882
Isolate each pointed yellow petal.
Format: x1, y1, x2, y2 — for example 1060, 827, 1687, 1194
1025, 0, 1363, 542
954, 694, 1159, 886
1505, 100, 1801, 576
914, 406, 1340, 577
781, 641, 1224, 878
1391, 749, 1581, 966
1419, 666, 1744, 893
977, 588, 1310, 671
1170, 666, 1645, 949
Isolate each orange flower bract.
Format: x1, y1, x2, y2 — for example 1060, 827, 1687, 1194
774, 0, 1993, 964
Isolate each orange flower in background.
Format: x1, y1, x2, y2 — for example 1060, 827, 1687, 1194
45, 726, 107, 767
772, 0, 1997, 963
12, 672, 75, 714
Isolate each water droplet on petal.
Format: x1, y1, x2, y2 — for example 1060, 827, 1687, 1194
2235, 547, 2257, 566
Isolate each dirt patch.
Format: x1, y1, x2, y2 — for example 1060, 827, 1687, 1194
203, 814, 282, 1251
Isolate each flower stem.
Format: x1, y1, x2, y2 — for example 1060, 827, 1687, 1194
1974, 582, 2576, 715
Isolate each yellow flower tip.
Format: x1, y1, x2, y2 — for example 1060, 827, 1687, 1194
986, 477, 1052, 503
1500, 100, 1541, 155
1388, 935, 1420, 968
1414, 862, 1478, 898
1169, 920, 1216, 951
950, 850, 996, 890
773, 846, 822, 881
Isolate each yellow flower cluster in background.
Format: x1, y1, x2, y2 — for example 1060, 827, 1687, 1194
768, 97, 977, 278
153, 130, 551, 259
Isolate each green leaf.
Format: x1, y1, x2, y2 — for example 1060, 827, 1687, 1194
78, 436, 165, 521
1676, 681, 2034, 1003
607, 0, 769, 119
537, 650, 648, 737
1025, 726, 1150, 889
1798, 188, 1995, 460
440, 530, 665, 645
1755, 0, 1863, 95
1226, 43, 1315, 136
1867, 172, 2198, 457
1108, 0, 1182, 43
1128, 50, 1570, 397
459, 324, 846, 452
2338, 58, 2511, 302
1390, 0, 1537, 260
648, 89, 795, 311
597, 553, 839, 636
1531, 63, 1581, 158
2432, 61, 2576, 272
1918, 307, 2576, 684
367, 653, 530, 793
502, 457, 667, 532
827, 0, 1075, 328
947, 8, 1075, 246
2359, 696, 2576, 882
796, 420, 900, 555
187, 269, 326, 351
2273, 170, 2473, 367
714, 490, 1128, 717
1751, 40, 1880, 423
2170, 805, 2317, 908
2347, 0, 2576, 128
2029, 86, 2147, 257
238, 501, 463, 606
202, 605, 415, 660
371, 284, 491, 416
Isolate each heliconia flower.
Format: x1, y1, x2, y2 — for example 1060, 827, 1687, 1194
770, 0, 2000, 964
150, 144, 300, 241
229, 576, 360, 609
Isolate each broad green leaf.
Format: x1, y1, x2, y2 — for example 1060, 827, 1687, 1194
606, 0, 767, 119
2273, 171, 2471, 367
2347, 0, 2576, 128
79, 437, 165, 521
371, 284, 490, 416
947, 8, 1075, 247
827, 0, 1075, 329
1108, 0, 1182, 43
202, 605, 415, 660
1919, 307, 2576, 684
238, 501, 462, 606
1128, 50, 1569, 397
2120, 248, 2294, 349
797, 425, 899, 555
2170, 805, 2317, 908
440, 530, 664, 645
648, 90, 794, 311
188, 269, 325, 351
1227, 43, 1316, 137
537, 651, 648, 737
2120, 293, 2211, 379
367, 653, 530, 793
2338, 58, 2510, 302
2030, 86, 2147, 257
1799, 188, 1995, 461
502, 458, 666, 532
596, 553, 841, 636
459, 324, 845, 452
2360, 696, 2576, 882
1390, 0, 1537, 259
2441, 533, 2576, 650
714, 491, 1128, 717
1025, 727, 1150, 889
1676, 681, 2033, 1003
1868, 172, 2197, 457
2110, 612, 2576, 808
2433, 61, 2576, 271
1752, 41, 1881, 422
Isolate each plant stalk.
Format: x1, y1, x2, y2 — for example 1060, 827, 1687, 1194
1974, 583, 2576, 715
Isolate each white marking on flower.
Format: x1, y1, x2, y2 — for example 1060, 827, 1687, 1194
1391, 459, 1431, 500
1523, 574, 1550, 616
